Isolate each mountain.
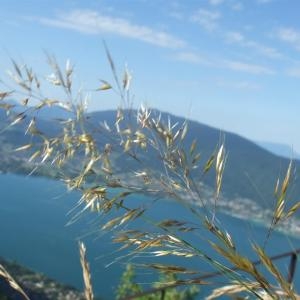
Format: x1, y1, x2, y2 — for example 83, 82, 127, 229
0, 108, 62, 178
256, 141, 300, 160
1, 108, 299, 210
86, 110, 300, 208
2, 99, 72, 120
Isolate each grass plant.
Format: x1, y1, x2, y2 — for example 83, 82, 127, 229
0, 52, 300, 299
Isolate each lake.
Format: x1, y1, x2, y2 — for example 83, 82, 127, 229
0, 173, 299, 299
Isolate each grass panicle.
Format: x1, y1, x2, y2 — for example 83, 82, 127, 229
79, 242, 94, 300
0, 263, 30, 300
1, 54, 299, 299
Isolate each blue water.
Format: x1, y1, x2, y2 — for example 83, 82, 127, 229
0, 173, 299, 299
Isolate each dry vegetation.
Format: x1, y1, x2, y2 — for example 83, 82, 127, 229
1, 50, 300, 299
0, 264, 30, 300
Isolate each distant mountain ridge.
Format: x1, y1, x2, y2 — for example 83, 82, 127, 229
86, 110, 300, 208
256, 141, 300, 160
1, 107, 300, 210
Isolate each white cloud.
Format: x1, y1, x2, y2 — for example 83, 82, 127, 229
209, 0, 224, 6
225, 31, 282, 58
38, 9, 186, 49
225, 31, 245, 43
172, 51, 210, 64
191, 9, 221, 31
287, 67, 300, 77
277, 27, 300, 51
217, 79, 261, 90
231, 2, 244, 11
173, 51, 274, 75
257, 0, 273, 3
169, 11, 184, 20
223, 60, 275, 74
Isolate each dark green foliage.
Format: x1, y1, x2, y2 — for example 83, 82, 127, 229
0, 292, 9, 300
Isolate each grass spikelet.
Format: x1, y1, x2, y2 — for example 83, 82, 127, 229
181, 121, 188, 141
79, 242, 94, 300
274, 177, 280, 196
271, 160, 294, 227
281, 160, 292, 196
101, 209, 145, 230
25, 65, 34, 83
46, 55, 65, 87
29, 150, 41, 162
139, 263, 198, 274
215, 143, 226, 199
123, 64, 132, 91
97, 80, 112, 91
253, 244, 295, 299
204, 154, 215, 173
11, 59, 23, 78
205, 219, 235, 250
189, 139, 197, 155
285, 201, 300, 219
34, 74, 40, 89
137, 105, 151, 128
25, 118, 42, 135
14, 144, 32, 152
206, 281, 260, 300
0, 264, 30, 300
0, 90, 14, 100
210, 242, 271, 294
10, 113, 26, 126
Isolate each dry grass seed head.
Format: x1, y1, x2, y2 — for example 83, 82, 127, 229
79, 242, 94, 300
206, 281, 261, 300
0, 264, 30, 300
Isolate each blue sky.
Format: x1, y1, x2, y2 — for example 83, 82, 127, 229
1, 0, 300, 152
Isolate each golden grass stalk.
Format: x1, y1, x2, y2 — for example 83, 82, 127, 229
215, 143, 226, 199
258, 290, 300, 300
206, 281, 260, 299
253, 244, 296, 299
79, 242, 94, 300
206, 281, 300, 300
0, 263, 30, 300
3, 54, 300, 300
